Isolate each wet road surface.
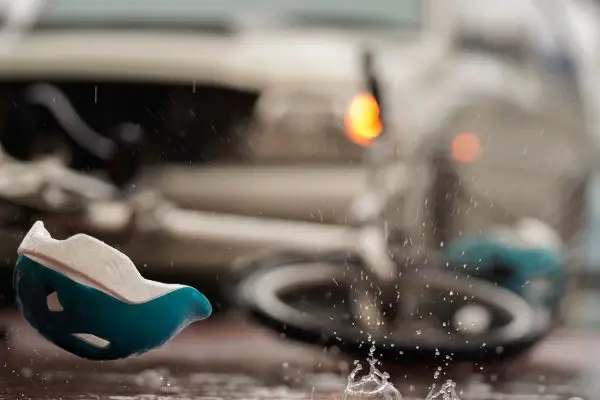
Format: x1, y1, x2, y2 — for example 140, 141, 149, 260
0, 311, 596, 399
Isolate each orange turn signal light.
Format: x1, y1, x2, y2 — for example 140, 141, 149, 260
344, 92, 382, 147
452, 132, 481, 164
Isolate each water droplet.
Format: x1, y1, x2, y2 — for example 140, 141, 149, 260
426, 380, 461, 400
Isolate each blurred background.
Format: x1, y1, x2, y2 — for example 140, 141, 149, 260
1, 0, 600, 399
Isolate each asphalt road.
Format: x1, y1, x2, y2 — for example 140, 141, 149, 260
0, 310, 595, 400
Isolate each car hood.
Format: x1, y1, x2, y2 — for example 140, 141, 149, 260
228, 29, 447, 88
0, 28, 447, 92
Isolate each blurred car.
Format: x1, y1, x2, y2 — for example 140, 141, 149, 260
0, 0, 591, 275
420, 0, 592, 251
0, 0, 456, 269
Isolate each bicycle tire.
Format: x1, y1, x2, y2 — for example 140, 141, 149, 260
234, 251, 552, 363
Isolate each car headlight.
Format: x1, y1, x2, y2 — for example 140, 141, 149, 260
247, 88, 375, 162
344, 92, 383, 147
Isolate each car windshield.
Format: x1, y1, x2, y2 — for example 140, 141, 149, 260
34, 0, 423, 30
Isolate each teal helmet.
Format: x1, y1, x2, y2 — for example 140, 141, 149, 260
446, 219, 567, 311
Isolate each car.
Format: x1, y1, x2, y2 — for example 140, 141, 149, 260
0, 0, 453, 270
0, 0, 590, 277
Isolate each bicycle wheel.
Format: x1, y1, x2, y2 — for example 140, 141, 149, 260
234, 252, 552, 363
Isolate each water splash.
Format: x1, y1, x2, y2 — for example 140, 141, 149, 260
425, 380, 461, 400
342, 343, 402, 400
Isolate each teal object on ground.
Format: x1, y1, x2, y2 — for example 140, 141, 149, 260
13, 221, 212, 360
446, 233, 566, 310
